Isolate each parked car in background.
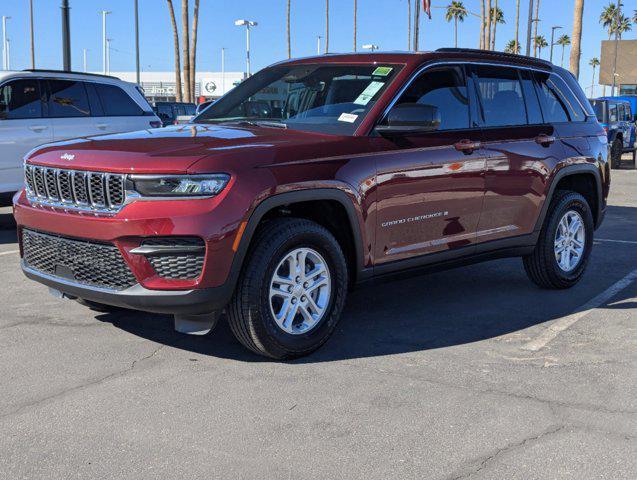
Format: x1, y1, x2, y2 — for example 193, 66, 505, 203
590, 97, 636, 168
15, 49, 609, 359
195, 100, 214, 115
0, 70, 161, 201
152, 102, 196, 127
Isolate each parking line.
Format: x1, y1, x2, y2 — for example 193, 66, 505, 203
596, 238, 637, 245
522, 268, 637, 352
0, 250, 18, 256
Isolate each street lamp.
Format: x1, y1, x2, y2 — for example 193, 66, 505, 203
100, 10, 111, 75
235, 19, 257, 77
2, 16, 11, 71
549, 25, 562, 64
362, 44, 379, 52
317, 35, 322, 55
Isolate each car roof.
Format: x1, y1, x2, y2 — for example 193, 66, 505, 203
0, 69, 136, 87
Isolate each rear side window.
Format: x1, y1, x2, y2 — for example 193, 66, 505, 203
608, 104, 618, 122
393, 66, 470, 130
94, 83, 144, 116
0, 79, 43, 119
590, 101, 605, 122
534, 72, 586, 123
473, 66, 527, 127
47, 80, 91, 118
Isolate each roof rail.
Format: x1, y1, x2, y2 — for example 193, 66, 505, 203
435, 48, 552, 67
21, 69, 120, 80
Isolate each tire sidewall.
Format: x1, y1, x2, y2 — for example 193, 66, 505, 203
544, 194, 594, 283
255, 228, 347, 355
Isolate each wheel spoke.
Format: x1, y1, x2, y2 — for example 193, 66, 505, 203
282, 303, 299, 329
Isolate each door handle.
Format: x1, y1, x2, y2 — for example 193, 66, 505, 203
28, 125, 47, 133
96, 123, 109, 130
454, 139, 481, 155
535, 134, 556, 146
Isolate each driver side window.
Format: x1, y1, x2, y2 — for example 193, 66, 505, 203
391, 66, 470, 131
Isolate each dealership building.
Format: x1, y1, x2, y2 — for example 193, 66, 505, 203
105, 71, 245, 103
599, 39, 637, 95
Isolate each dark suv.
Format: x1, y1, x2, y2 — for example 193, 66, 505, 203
14, 49, 609, 359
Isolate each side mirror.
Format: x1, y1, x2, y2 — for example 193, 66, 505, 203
375, 103, 441, 135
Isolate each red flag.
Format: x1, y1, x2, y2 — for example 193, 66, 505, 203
422, 0, 432, 19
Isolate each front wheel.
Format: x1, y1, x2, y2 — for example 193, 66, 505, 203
523, 191, 594, 289
227, 218, 348, 359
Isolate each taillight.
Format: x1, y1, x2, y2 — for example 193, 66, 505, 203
149, 120, 161, 128
603, 126, 609, 133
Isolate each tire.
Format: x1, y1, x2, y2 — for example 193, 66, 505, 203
523, 190, 594, 289
227, 217, 348, 359
76, 298, 125, 313
610, 138, 623, 169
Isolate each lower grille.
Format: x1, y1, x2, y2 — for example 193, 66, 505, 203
143, 238, 205, 280
22, 229, 137, 291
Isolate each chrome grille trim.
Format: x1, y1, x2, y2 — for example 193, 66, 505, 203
25, 165, 126, 213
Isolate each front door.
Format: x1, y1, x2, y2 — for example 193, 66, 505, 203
373, 65, 486, 266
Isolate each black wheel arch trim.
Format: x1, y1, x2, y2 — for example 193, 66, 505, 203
534, 163, 604, 232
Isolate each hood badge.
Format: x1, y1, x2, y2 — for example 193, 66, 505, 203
60, 153, 75, 161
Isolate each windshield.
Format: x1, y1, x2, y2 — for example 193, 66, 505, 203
194, 63, 402, 135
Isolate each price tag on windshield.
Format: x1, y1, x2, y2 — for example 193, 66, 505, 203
354, 81, 385, 106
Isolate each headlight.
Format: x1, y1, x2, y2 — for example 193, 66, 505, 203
129, 174, 230, 197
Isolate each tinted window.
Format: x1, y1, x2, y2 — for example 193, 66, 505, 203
590, 101, 605, 122
474, 67, 526, 127
392, 66, 469, 130
95, 83, 144, 116
0, 79, 43, 119
84, 82, 104, 116
47, 80, 91, 118
617, 104, 625, 121
183, 104, 196, 115
608, 104, 618, 122
535, 73, 586, 123
520, 70, 543, 124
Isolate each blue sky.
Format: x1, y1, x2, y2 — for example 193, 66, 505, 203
1, 0, 634, 96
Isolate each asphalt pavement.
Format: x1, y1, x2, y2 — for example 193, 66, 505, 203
1, 161, 636, 479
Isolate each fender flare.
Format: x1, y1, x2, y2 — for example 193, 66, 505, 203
534, 163, 604, 232
226, 188, 366, 289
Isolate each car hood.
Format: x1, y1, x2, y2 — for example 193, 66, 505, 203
26, 124, 341, 174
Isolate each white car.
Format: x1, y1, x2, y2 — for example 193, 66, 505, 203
0, 70, 161, 197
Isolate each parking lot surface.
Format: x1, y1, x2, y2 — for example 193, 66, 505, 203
1, 163, 636, 479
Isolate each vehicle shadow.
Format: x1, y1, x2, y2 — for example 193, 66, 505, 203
0, 211, 17, 245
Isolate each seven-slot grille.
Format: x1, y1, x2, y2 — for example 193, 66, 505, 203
25, 165, 126, 212
22, 229, 137, 291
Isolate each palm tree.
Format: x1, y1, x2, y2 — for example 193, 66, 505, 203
353, 0, 357, 52
569, 0, 584, 79
533, 0, 541, 56
414, 0, 420, 50
408, 0, 412, 50
589, 57, 600, 97
504, 39, 520, 53
287, 0, 292, 58
534, 35, 548, 58
514, 0, 521, 57
479, 0, 485, 49
600, 3, 619, 41
556, 34, 571, 67
181, 0, 191, 102
325, 0, 329, 54
633, 9, 636, 24
614, 14, 632, 38
166, 0, 182, 102
189, 0, 200, 103
485, 0, 492, 50
445, 1, 468, 48
490, 5, 505, 50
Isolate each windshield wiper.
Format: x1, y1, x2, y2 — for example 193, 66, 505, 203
198, 119, 288, 129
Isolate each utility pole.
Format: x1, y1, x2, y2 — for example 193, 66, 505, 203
29, 0, 35, 68
525, 0, 534, 56
611, 1, 622, 96
106, 38, 112, 75
101, 11, 111, 75
317, 35, 322, 55
61, 0, 71, 71
234, 20, 257, 77
549, 25, 562, 63
83, 48, 87, 72
134, 0, 140, 84
5, 39, 10, 70
2, 16, 11, 71
221, 47, 225, 94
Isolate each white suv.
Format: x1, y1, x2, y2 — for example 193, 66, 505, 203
0, 70, 161, 197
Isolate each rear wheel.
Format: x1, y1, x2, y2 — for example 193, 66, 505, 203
610, 138, 623, 169
227, 218, 348, 359
523, 191, 594, 289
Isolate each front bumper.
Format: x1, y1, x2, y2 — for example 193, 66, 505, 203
22, 261, 234, 314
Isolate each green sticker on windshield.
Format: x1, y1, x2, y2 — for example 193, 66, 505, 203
372, 66, 393, 77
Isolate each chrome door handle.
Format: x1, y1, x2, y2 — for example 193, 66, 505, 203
28, 125, 47, 132
454, 139, 481, 155
535, 134, 556, 146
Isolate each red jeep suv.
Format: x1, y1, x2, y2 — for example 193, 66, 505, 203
14, 49, 609, 359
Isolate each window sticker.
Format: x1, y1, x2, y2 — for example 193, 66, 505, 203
372, 66, 393, 77
338, 112, 359, 123
354, 81, 385, 106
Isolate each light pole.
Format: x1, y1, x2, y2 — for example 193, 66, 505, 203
2, 16, 10, 71
362, 44, 379, 52
134, 0, 140, 84
317, 35, 322, 55
234, 19, 257, 77
29, 0, 35, 68
221, 47, 226, 94
61, 0, 71, 71
106, 38, 112, 75
611, 1, 622, 97
5, 38, 10, 70
549, 25, 562, 64
100, 10, 111, 75
83, 48, 88, 72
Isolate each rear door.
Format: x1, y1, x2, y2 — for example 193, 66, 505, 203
46, 79, 97, 141
90, 82, 155, 134
0, 78, 51, 193
374, 64, 486, 265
